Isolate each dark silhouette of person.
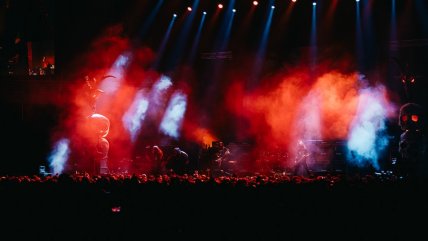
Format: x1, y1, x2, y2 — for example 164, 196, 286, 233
7, 34, 28, 76
213, 142, 231, 170
151, 145, 164, 174
166, 147, 189, 175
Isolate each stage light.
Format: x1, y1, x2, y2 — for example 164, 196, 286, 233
313, 2, 317, 6
218, 3, 223, 9
187, 7, 192, 12
271, 5, 275, 9
203, 11, 207, 15
292, 0, 297, 2
253, 1, 258, 6
232, 9, 236, 13
356, 0, 360, 2
173, 13, 177, 17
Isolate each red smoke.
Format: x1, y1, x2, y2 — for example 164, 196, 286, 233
183, 124, 218, 148
52, 25, 155, 171
226, 67, 362, 158
45, 24, 396, 174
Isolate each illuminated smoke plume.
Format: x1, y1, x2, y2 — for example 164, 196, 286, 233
147, 75, 173, 119
48, 138, 71, 174
346, 85, 394, 170
195, 128, 217, 147
153, 75, 173, 93
295, 90, 322, 140
183, 124, 218, 147
122, 90, 150, 142
160, 91, 188, 139
122, 75, 172, 142
227, 70, 360, 154
100, 52, 132, 94
49, 28, 158, 170
181, 97, 218, 147
47, 21, 398, 173
288, 72, 359, 154
225, 66, 398, 172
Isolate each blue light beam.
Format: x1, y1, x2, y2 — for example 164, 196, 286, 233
310, 1, 317, 71
355, 0, 364, 70
215, 0, 236, 51
138, 0, 165, 39
252, 0, 275, 83
189, 12, 207, 63
153, 14, 177, 68
167, 0, 200, 69
390, 0, 397, 43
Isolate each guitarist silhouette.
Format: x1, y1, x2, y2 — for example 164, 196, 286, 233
213, 142, 231, 169
293, 140, 311, 176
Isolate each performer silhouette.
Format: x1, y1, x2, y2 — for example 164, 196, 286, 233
166, 147, 189, 175
293, 140, 311, 176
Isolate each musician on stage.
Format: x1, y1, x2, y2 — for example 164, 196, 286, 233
293, 140, 311, 176
212, 142, 231, 170
166, 147, 189, 175
151, 145, 165, 174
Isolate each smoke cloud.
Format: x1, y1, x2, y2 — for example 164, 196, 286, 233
346, 85, 395, 170
48, 138, 70, 174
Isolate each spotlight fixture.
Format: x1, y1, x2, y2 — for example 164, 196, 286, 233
271, 5, 275, 9
203, 11, 207, 15
218, 3, 223, 9
187, 7, 192, 12
232, 9, 236, 13
292, 0, 297, 2
173, 13, 177, 17
253, 1, 258, 6
313, 2, 317, 6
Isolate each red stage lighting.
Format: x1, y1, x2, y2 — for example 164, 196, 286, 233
218, 3, 223, 9
253, 1, 258, 6
187, 7, 192, 12
292, 0, 297, 2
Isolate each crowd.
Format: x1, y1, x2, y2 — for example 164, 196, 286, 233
0, 171, 404, 187
1, 172, 427, 240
